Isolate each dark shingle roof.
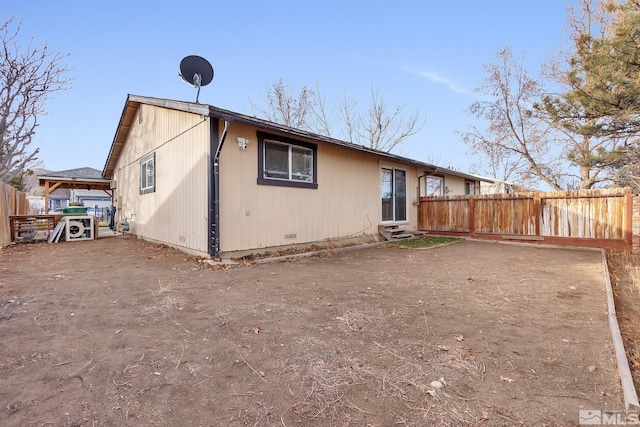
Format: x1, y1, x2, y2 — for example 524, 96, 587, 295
103, 94, 488, 183
41, 167, 103, 179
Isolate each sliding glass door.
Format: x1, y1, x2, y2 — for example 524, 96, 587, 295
381, 168, 407, 222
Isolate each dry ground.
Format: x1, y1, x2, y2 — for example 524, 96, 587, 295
0, 236, 626, 426
606, 251, 640, 398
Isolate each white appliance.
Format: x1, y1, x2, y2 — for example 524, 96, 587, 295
64, 215, 95, 241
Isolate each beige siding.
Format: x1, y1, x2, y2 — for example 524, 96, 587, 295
113, 104, 210, 254
111, 106, 475, 257
219, 123, 422, 253
443, 175, 467, 195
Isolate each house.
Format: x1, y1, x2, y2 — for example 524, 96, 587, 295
478, 177, 530, 194
45, 188, 71, 212
102, 95, 484, 258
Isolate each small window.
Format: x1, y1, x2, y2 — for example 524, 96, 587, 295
140, 152, 155, 194
465, 180, 476, 195
257, 132, 317, 189
425, 176, 443, 196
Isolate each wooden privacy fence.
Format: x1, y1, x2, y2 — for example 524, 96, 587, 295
418, 188, 635, 251
1, 182, 30, 246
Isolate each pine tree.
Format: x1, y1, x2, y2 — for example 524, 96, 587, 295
540, 0, 640, 189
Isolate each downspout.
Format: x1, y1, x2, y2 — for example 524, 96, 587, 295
210, 119, 230, 260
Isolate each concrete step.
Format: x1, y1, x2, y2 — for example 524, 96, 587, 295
389, 233, 413, 240
378, 225, 414, 241
389, 228, 407, 234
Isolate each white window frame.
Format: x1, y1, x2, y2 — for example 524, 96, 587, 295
425, 176, 444, 197
465, 180, 476, 195
257, 132, 318, 189
140, 152, 155, 194
263, 140, 314, 182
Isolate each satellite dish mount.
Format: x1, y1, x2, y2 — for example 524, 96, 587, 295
179, 55, 214, 103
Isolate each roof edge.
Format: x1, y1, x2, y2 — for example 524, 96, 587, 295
102, 94, 489, 182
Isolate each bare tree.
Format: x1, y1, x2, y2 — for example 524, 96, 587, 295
467, 143, 535, 187
249, 78, 315, 129
461, 47, 566, 191
0, 17, 71, 183
465, 1, 640, 191
341, 86, 424, 152
335, 90, 358, 143
424, 152, 454, 169
307, 83, 336, 137
251, 81, 424, 153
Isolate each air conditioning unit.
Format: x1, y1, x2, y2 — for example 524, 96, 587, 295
110, 179, 117, 189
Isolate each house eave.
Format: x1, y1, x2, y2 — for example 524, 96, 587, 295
101, 94, 489, 183
38, 175, 111, 185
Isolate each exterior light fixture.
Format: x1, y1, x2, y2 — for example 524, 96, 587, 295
237, 138, 249, 150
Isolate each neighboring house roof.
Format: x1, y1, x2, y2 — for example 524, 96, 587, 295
49, 188, 71, 198
38, 166, 111, 188
103, 94, 488, 183
39, 167, 104, 180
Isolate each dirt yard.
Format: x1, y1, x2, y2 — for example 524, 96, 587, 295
0, 235, 626, 426
606, 251, 640, 398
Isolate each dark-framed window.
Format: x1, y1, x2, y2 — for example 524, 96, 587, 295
465, 180, 476, 195
140, 152, 155, 194
257, 132, 318, 189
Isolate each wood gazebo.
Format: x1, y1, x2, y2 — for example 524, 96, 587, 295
39, 174, 113, 212
8, 170, 113, 242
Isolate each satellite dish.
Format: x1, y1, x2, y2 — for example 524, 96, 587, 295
179, 55, 214, 103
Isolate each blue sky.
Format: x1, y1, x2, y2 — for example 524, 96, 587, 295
4, 0, 573, 174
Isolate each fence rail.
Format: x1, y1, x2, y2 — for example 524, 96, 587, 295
418, 188, 633, 250
1, 182, 30, 246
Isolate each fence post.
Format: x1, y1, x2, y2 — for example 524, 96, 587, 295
468, 197, 475, 235
533, 194, 541, 237
632, 195, 640, 254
